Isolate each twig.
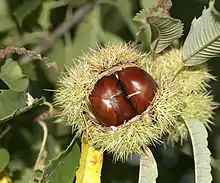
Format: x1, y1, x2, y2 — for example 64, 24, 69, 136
35, 101, 55, 121
33, 120, 48, 172
0, 46, 60, 71
20, 2, 94, 65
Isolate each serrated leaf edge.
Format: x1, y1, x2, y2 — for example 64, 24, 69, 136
148, 16, 184, 53
183, 7, 220, 65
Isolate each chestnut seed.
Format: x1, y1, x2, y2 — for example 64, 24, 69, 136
118, 67, 158, 114
89, 67, 158, 126
89, 75, 136, 126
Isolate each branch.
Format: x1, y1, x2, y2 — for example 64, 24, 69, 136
20, 2, 94, 64
0, 46, 59, 71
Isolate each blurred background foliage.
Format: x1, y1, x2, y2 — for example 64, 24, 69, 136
0, 0, 220, 182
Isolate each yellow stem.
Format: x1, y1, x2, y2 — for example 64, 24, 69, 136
76, 134, 103, 183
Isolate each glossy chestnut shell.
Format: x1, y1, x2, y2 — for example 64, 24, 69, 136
89, 67, 158, 126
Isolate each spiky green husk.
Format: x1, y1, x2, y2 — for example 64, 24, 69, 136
54, 44, 216, 161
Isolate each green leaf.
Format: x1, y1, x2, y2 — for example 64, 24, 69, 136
20, 63, 37, 81
13, 0, 42, 25
134, 10, 149, 23
185, 119, 212, 183
0, 0, 15, 32
0, 91, 27, 122
148, 16, 183, 53
0, 148, 10, 172
41, 137, 80, 183
134, 9, 183, 52
138, 147, 158, 183
183, 8, 220, 66
0, 59, 29, 92
0, 95, 45, 124
133, 10, 152, 51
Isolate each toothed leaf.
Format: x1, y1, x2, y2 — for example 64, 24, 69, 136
185, 119, 212, 183
134, 10, 149, 23
183, 8, 220, 66
138, 148, 158, 183
134, 9, 183, 53
148, 16, 183, 53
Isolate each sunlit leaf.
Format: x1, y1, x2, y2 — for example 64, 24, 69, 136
0, 149, 10, 172
41, 137, 80, 183
138, 147, 158, 183
183, 8, 220, 66
185, 119, 212, 183
0, 59, 29, 92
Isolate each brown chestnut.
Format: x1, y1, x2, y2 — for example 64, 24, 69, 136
89, 75, 136, 126
89, 67, 157, 126
118, 67, 158, 114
